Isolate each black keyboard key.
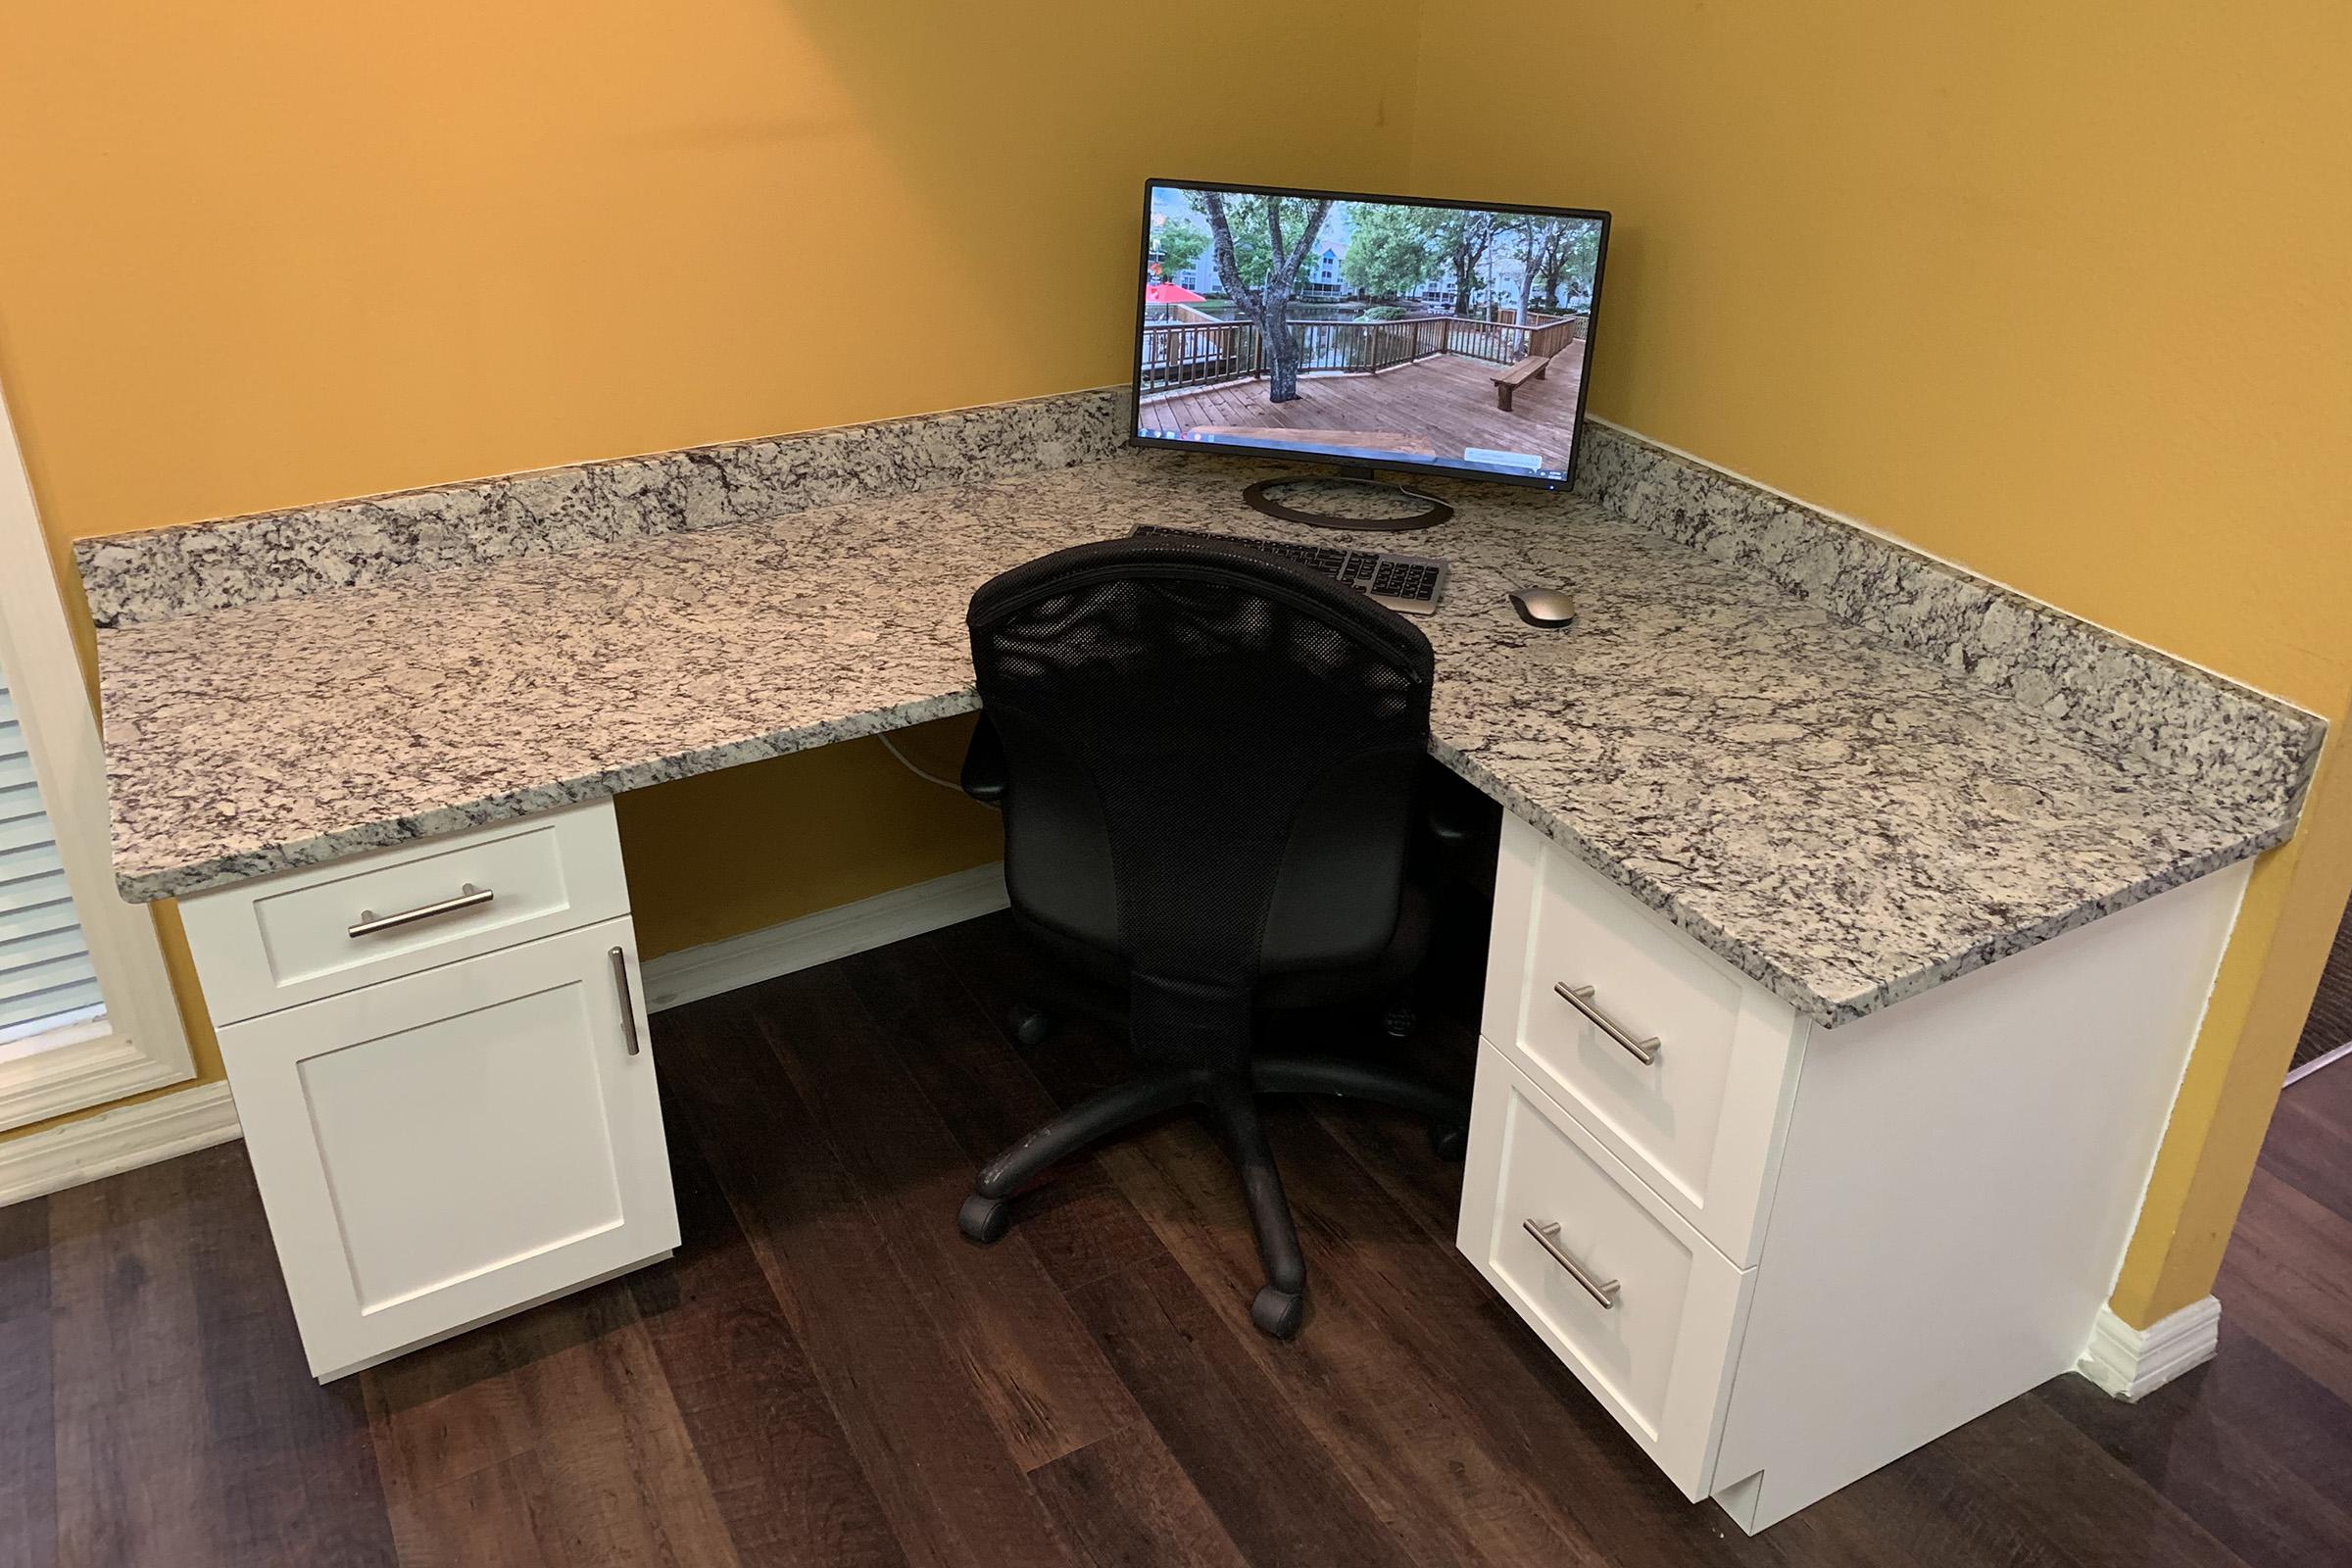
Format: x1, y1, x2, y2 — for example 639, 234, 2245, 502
1132, 525, 1445, 612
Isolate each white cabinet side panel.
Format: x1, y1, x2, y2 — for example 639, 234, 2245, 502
1711, 861, 2247, 1532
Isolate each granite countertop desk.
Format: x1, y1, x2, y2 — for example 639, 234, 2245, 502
84, 389, 2324, 1028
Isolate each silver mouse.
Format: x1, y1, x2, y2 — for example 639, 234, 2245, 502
1508, 586, 1578, 628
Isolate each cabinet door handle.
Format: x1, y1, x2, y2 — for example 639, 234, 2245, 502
1523, 1219, 1620, 1308
348, 883, 494, 939
1551, 981, 1661, 1065
610, 946, 643, 1055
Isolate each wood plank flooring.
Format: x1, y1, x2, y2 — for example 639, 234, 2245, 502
7, 909, 2351, 1567
1138, 353, 1585, 471
2289, 895, 2352, 1071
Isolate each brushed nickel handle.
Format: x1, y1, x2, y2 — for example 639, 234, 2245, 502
1552, 981, 1661, 1066
610, 946, 642, 1055
348, 883, 493, 939
1523, 1219, 1620, 1308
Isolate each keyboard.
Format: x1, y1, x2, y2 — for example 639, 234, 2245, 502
1130, 525, 1449, 615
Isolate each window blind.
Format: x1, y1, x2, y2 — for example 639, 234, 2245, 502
0, 658, 104, 1042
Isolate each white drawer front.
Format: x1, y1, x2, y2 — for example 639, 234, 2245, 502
181, 801, 630, 1025
1458, 1040, 1753, 1499
218, 914, 676, 1379
1484, 814, 1802, 1264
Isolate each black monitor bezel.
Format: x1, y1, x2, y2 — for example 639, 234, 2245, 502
1128, 177, 1612, 492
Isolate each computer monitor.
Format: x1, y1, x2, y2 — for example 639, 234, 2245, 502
1130, 178, 1609, 523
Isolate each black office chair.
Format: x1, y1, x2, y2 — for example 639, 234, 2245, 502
954, 537, 1469, 1339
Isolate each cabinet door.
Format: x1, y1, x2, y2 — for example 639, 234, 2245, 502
219, 914, 677, 1380
1458, 1040, 1755, 1499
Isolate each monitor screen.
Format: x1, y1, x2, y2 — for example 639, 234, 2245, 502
1131, 179, 1608, 489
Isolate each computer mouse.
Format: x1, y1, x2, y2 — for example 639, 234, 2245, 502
1509, 586, 1578, 628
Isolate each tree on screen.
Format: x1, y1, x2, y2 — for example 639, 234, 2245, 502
1531, 220, 1600, 314
1193, 191, 1333, 403
1427, 210, 1502, 316
1340, 205, 1500, 315
1507, 217, 1570, 322
1341, 204, 1439, 301
1153, 219, 1209, 283
1185, 191, 1328, 294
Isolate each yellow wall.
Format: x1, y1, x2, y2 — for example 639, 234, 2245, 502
1407, 0, 2352, 1323
615, 718, 1003, 960
0, 1, 1416, 541
0, 1, 1419, 1138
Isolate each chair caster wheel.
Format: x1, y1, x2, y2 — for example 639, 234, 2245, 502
957, 1193, 1012, 1245
1250, 1286, 1304, 1340
1382, 1001, 1418, 1039
1008, 1003, 1053, 1048
1428, 1122, 1469, 1161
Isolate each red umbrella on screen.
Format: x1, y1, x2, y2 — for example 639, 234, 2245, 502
1145, 282, 1206, 303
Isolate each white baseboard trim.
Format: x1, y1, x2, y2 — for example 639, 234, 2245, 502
0, 1019, 189, 1134
0, 1079, 242, 1208
2285, 1038, 2352, 1085
2077, 1297, 2222, 1400
640, 861, 1009, 1012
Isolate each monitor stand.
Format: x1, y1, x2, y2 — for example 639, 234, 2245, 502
1242, 466, 1453, 532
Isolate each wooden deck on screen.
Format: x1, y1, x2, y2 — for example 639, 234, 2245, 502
1138, 352, 1586, 471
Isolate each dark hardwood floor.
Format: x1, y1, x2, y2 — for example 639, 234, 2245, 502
7, 910, 2351, 1567
2289, 896, 2352, 1072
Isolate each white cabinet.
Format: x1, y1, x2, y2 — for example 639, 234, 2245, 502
1458, 1042, 1754, 1497
1461, 814, 2250, 1534
181, 802, 677, 1381
1482, 818, 1803, 1264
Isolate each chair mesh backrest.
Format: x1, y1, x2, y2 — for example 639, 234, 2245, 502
969, 538, 1434, 1066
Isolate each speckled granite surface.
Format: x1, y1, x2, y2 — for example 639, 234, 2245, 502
92, 432, 2321, 1027
1575, 422, 2322, 827
74, 389, 1130, 628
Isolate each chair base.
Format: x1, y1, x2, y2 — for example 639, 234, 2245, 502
958, 1049, 1469, 1341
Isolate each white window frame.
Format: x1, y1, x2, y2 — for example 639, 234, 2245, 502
0, 385, 193, 1130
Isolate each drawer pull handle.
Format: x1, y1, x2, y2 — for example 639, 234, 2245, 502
610, 946, 643, 1056
1552, 982, 1662, 1066
348, 883, 494, 939
1523, 1219, 1620, 1308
